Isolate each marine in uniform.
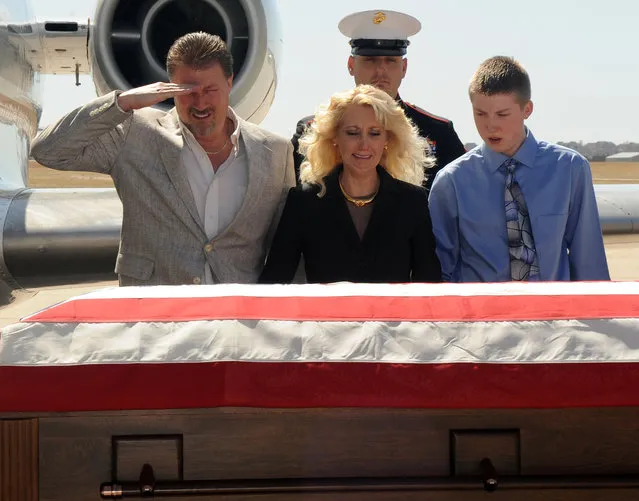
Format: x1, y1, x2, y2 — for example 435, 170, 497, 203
292, 9, 466, 190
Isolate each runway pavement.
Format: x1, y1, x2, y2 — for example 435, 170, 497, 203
603, 234, 639, 281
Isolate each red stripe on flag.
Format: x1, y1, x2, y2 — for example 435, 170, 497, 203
2, 362, 639, 413
23, 294, 639, 323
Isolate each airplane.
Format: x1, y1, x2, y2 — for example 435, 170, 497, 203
0, 0, 282, 308
0, 0, 638, 319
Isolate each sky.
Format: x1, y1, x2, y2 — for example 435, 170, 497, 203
32, 0, 639, 145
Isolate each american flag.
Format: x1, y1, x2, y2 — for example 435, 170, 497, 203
1, 282, 639, 413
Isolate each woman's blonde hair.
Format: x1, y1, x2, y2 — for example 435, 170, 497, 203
298, 84, 434, 195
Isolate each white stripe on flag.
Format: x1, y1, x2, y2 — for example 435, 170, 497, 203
3, 318, 639, 367
57, 281, 639, 302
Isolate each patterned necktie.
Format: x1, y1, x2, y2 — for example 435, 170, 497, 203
503, 158, 539, 281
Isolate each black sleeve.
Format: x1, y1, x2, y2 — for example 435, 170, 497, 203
291, 119, 308, 185
259, 188, 304, 284
425, 122, 466, 191
409, 189, 443, 283
441, 121, 466, 166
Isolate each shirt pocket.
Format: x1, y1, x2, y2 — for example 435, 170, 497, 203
115, 252, 155, 281
531, 213, 568, 249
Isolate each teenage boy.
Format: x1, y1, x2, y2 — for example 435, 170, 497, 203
428, 56, 609, 282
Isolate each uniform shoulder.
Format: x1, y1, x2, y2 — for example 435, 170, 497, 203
296, 114, 315, 128
294, 115, 316, 138
402, 101, 453, 125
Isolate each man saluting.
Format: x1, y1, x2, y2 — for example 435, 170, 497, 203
292, 9, 466, 189
32, 32, 294, 286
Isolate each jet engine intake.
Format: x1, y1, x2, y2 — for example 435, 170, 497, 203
90, 0, 281, 122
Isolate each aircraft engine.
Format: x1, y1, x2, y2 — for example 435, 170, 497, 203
90, 0, 282, 123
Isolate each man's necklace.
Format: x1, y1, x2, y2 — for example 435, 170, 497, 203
203, 120, 231, 155
204, 138, 229, 155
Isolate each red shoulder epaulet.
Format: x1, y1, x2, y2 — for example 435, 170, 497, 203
299, 115, 315, 127
403, 101, 451, 124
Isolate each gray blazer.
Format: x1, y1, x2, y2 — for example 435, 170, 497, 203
31, 91, 295, 286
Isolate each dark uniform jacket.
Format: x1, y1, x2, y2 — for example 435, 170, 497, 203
259, 166, 442, 284
291, 96, 466, 190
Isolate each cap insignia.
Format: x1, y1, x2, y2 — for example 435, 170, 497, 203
372, 11, 386, 24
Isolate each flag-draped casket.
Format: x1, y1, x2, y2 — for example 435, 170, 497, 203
2, 281, 639, 412
2, 282, 639, 501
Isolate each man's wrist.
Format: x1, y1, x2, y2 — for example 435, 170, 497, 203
116, 91, 132, 113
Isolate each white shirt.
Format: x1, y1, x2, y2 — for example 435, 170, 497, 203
179, 108, 248, 283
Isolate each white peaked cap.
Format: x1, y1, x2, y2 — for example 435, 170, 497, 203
338, 10, 421, 56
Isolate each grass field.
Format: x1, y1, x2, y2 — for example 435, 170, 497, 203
590, 162, 639, 184
28, 160, 113, 188
27, 161, 639, 188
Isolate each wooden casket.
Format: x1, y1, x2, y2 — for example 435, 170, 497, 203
2, 282, 639, 500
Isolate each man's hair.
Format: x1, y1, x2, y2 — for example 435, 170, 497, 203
166, 32, 233, 78
298, 84, 434, 195
469, 56, 531, 103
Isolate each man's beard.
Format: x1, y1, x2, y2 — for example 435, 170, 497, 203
187, 121, 216, 138
186, 107, 217, 138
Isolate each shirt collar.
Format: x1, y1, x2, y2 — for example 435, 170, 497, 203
226, 107, 241, 146
178, 106, 241, 147
481, 127, 538, 172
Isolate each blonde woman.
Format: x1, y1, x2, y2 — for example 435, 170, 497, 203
260, 85, 441, 284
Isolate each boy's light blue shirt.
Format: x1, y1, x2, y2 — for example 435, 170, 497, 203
428, 129, 610, 282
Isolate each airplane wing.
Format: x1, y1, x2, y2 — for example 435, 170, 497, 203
594, 184, 639, 234
12, 20, 90, 77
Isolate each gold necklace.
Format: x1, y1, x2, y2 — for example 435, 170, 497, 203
204, 138, 229, 155
203, 119, 231, 155
339, 178, 378, 207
